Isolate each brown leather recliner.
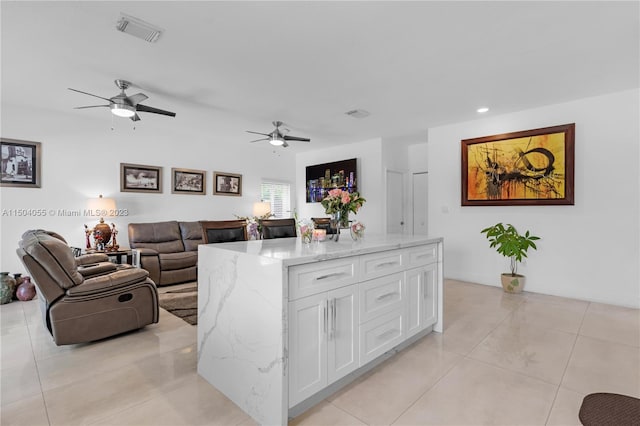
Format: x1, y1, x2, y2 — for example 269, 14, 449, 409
17, 230, 159, 346
128, 221, 203, 286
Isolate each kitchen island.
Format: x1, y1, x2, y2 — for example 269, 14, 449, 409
197, 234, 443, 425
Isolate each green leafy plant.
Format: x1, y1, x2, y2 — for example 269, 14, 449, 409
481, 223, 540, 276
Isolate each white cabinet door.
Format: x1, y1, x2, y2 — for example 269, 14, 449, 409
423, 263, 438, 327
405, 263, 438, 337
405, 267, 424, 339
288, 293, 328, 407
327, 285, 359, 384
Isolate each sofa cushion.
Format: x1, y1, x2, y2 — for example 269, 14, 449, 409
179, 221, 204, 251
159, 251, 198, 271
128, 221, 185, 254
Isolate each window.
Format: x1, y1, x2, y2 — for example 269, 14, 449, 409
261, 181, 291, 219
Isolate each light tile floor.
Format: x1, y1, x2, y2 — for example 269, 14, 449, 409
2, 279, 639, 425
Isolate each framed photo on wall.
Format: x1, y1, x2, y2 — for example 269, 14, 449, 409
1, 138, 42, 188
172, 168, 206, 195
461, 123, 575, 206
120, 163, 163, 193
214, 171, 242, 196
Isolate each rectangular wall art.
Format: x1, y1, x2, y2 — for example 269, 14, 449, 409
214, 171, 242, 196
461, 123, 575, 206
172, 168, 205, 195
0, 138, 42, 188
305, 158, 357, 203
120, 163, 163, 193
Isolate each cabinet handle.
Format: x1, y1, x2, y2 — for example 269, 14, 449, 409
377, 329, 399, 340
376, 292, 397, 301
423, 271, 427, 299
323, 301, 328, 334
332, 298, 337, 335
375, 261, 398, 269
316, 272, 347, 281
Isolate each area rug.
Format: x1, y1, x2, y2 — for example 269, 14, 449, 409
158, 284, 198, 325
579, 392, 640, 426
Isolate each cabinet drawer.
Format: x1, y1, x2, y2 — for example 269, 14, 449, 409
359, 309, 404, 365
360, 250, 405, 281
405, 244, 438, 268
359, 273, 404, 323
289, 258, 359, 300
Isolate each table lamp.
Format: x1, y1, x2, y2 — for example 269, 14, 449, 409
86, 195, 116, 249
253, 201, 271, 218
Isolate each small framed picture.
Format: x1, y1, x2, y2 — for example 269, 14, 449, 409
1, 138, 42, 188
214, 171, 242, 196
120, 163, 163, 193
172, 168, 206, 195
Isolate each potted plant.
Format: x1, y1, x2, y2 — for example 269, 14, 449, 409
480, 223, 540, 293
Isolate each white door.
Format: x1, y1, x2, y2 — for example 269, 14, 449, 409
413, 172, 428, 235
288, 293, 328, 407
327, 285, 359, 384
386, 170, 405, 234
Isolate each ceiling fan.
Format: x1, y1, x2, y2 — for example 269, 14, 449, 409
247, 121, 310, 148
68, 79, 176, 121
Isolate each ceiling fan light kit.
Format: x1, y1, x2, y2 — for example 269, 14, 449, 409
247, 121, 310, 148
110, 103, 136, 118
69, 79, 176, 122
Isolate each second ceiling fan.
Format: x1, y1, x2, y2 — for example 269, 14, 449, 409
247, 121, 310, 148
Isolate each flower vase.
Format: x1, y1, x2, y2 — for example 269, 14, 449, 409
330, 212, 342, 242
339, 210, 350, 229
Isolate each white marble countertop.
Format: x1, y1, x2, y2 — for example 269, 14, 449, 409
200, 234, 443, 267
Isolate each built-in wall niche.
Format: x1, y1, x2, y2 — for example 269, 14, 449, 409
305, 158, 357, 203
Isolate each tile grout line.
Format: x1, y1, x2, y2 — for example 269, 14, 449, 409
386, 351, 463, 426
24, 298, 53, 425
542, 301, 591, 425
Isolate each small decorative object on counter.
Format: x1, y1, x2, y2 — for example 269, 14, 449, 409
16, 276, 36, 301
298, 219, 314, 244
0, 272, 16, 304
350, 221, 365, 241
312, 228, 327, 242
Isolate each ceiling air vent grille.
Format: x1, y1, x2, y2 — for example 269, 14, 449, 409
116, 13, 163, 43
345, 109, 370, 119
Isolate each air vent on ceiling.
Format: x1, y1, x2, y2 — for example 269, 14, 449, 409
345, 109, 370, 119
116, 13, 163, 43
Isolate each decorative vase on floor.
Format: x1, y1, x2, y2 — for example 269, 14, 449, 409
0, 272, 16, 305
16, 276, 36, 301
12, 273, 23, 300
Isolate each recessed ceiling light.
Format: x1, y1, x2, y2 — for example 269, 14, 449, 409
477, 107, 489, 113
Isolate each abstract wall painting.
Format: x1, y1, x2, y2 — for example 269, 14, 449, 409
461, 123, 575, 206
